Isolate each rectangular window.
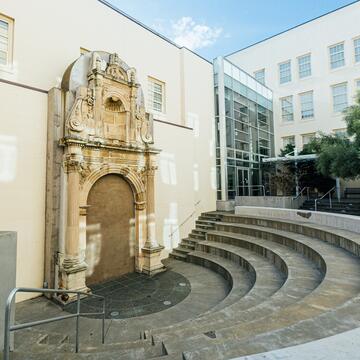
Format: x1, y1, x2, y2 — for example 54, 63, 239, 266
148, 77, 165, 113
329, 43, 345, 69
333, 128, 347, 137
332, 83, 348, 112
300, 91, 314, 119
356, 79, 360, 89
282, 136, 295, 147
298, 54, 311, 78
355, 38, 360, 63
279, 61, 291, 84
254, 69, 265, 85
302, 133, 316, 146
281, 96, 294, 122
0, 14, 14, 66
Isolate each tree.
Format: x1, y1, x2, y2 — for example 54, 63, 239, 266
307, 92, 360, 180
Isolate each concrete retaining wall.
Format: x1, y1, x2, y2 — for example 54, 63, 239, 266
216, 200, 235, 212
234, 206, 360, 233
235, 196, 304, 209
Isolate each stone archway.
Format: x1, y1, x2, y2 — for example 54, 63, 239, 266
45, 51, 166, 299
86, 174, 135, 285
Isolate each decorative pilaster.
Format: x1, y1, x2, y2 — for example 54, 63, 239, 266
141, 156, 166, 275
59, 144, 89, 299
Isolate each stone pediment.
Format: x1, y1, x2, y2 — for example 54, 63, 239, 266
61, 51, 153, 148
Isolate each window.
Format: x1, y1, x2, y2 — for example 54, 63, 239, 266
355, 38, 360, 63
300, 91, 314, 119
329, 43, 345, 69
302, 133, 316, 146
298, 54, 311, 78
0, 14, 14, 66
281, 96, 294, 122
279, 61, 291, 84
282, 136, 295, 147
332, 83, 348, 112
356, 79, 360, 90
254, 69, 265, 85
333, 128, 347, 137
148, 77, 165, 113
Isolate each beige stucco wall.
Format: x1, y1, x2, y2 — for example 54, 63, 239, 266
0, 0, 216, 300
0, 83, 47, 301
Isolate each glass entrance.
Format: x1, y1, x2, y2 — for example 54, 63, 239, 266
237, 168, 250, 196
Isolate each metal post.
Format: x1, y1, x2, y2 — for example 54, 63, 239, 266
3, 298, 11, 360
102, 299, 105, 344
336, 177, 341, 202
329, 192, 332, 209
75, 293, 80, 353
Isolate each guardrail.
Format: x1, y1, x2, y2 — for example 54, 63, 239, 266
315, 186, 336, 212
3, 287, 106, 360
293, 187, 310, 200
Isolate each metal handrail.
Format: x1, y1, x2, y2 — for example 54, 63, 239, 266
314, 186, 336, 212
293, 187, 310, 200
238, 185, 265, 196
169, 200, 201, 240
3, 287, 106, 360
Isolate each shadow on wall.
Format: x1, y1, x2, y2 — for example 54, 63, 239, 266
0, 135, 17, 183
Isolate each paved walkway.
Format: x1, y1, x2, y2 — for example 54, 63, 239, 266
14, 260, 230, 346
234, 326, 360, 360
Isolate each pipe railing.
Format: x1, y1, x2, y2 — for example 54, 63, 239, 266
3, 287, 106, 360
293, 187, 310, 201
315, 187, 336, 212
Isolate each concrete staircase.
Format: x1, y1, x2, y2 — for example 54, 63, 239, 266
6, 211, 360, 359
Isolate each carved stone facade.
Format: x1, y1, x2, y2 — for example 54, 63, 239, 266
45, 52, 165, 300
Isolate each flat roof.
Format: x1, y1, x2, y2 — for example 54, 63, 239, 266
98, 0, 212, 65
226, 0, 360, 58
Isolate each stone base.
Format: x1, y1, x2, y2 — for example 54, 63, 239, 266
57, 257, 90, 304
141, 245, 167, 276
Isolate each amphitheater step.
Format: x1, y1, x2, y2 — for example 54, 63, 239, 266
174, 223, 360, 358
152, 234, 323, 353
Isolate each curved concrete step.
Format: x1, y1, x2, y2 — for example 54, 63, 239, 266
150, 234, 322, 344
171, 226, 360, 359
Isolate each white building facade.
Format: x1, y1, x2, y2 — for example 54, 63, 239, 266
0, 0, 216, 300
227, 1, 360, 154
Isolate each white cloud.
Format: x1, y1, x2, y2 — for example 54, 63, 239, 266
172, 17, 222, 51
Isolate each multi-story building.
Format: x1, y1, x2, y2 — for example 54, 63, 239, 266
214, 57, 274, 201
0, 0, 216, 299
226, 1, 360, 155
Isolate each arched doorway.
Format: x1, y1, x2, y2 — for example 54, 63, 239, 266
85, 174, 135, 285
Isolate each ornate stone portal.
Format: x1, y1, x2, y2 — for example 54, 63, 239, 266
45, 52, 165, 299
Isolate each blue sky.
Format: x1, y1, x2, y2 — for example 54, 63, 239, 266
108, 0, 357, 60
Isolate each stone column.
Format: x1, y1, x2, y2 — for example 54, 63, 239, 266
60, 144, 88, 299
141, 156, 166, 276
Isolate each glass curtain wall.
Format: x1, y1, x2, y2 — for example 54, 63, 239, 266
214, 57, 274, 200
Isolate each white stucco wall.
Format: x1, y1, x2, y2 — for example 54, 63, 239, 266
227, 2, 360, 154
0, 0, 216, 300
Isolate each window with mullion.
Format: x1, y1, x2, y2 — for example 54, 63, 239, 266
148, 77, 165, 113
332, 83, 348, 112
279, 61, 291, 84
281, 96, 293, 122
354, 38, 360, 63
298, 54, 311, 78
0, 19, 9, 65
329, 43, 345, 69
300, 91, 314, 119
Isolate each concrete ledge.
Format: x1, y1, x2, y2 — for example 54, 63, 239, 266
216, 200, 235, 212
234, 206, 360, 233
235, 197, 303, 209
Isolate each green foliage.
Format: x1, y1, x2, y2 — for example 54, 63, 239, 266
309, 92, 360, 180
